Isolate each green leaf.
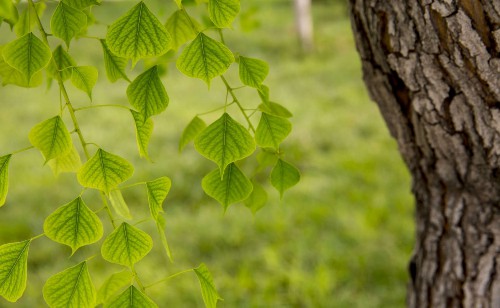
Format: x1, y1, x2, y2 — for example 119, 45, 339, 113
104, 285, 158, 308
77, 149, 134, 193
63, 0, 100, 9
0, 240, 30, 302
193, 263, 222, 308
155, 215, 173, 262
0, 47, 42, 87
270, 159, 300, 198
2, 32, 51, 83
100, 39, 129, 82
28, 116, 72, 162
43, 261, 96, 308
176, 33, 234, 84
0, 154, 11, 207
108, 189, 132, 220
244, 181, 267, 214
0, 0, 18, 26
71, 66, 98, 100
43, 197, 103, 254
127, 66, 169, 119
131, 110, 153, 160
97, 271, 133, 305
208, 0, 240, 28
238, 56, 268, 88
146, 177, 171, 219
255, 113, 291, 149
195, 113, 255, 175
106, 1, 171, 63
14, 2, 46, 37
179, 116, 206, 152
47, 45, 76, 81
101, 222, 153, 268
257, 85, 270, 103
47, 145, 82, 176
202, 163, 252, 210
258, 102, 293, 118
50, 1, 87, 47
165, 9, 200, 50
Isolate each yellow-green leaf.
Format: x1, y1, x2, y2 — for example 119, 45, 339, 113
244, 181, 267, 214
96, 271, 133, 305
146, 177, 171, 219
0, 46, 42, 87
131, 110, 153, 160
106, 1, 171, 64
255, 113, 291, 149
109, 189, 132, 220
195, 113, 255, 176
71, 66, 98, 100
47, 145, 82, 176
63, 0, 100, 9
101, 222, 153, 268
258, 101, 293, 118
0, 0, 18, 26
47, 45, 76, 81
2, 32, 51, 84
202, 163, 252, 210
166, 9, 200, 50
28, 116, 72, 162
179, 116, 206, 152
14, 2, 46, 37
238, 56, 268, 88
176, 33, 234, 84
194, 263, 222, 308
77, 149, 134, 193
43, 197, 103, 254
104, 285, 158, 308
127, 66, 168, 119
0, 240, 30, 302
50, 1, 87, 47
270, 159, 300, 198
100, 39, 129, 82
43, 261, 96, 308
208, 0, 240, 28
0, 154, 11, 207
156, 215, 173, 262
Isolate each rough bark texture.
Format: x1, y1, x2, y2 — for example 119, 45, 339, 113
349, 1, 500, 307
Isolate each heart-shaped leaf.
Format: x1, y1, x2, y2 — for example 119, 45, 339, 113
179, 116, 206, 152
47, 45, 76, 81
194, 263, 222, 308
270, 159, 300, 198
255, 113, 291, 149
104, 285, 158, 308
71, 66, 98, 100
146, 177, 171, 219
208, 0, 240, 28
238, 56, 268, 88
96, 270, 133, 305
29, 116, 72, 162
100, 39, 129, 82
0, 240, 31, 302
50, 1, 87, 47
127, 66, 169, 119
166, 9, 201, 50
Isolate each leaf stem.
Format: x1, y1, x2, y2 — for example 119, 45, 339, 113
119, 182, 146, 190
144, 268, 194, 289
74, 104, 131, 112
132, 266, 146, 292
220, 75, 256, 133
197, 102, 234, 117
12, 146, 35, 155
100, 193, 117, 229
30, 233, 45, 241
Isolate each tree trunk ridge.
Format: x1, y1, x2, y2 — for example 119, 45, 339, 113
349, 1, 500, 307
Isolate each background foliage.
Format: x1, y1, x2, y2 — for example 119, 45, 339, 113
0, 0, 414, 306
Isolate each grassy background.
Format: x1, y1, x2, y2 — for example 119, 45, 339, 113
0, 0, 414, 307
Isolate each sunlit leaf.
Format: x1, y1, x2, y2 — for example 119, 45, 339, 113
2, 32, 51, 83
100, 39, 129, 82
0, 46, 42, 87
50, 1, 87, 47
106, 1, 171, 64
156, 215, 173, 262
257, 85, 269, 103
208, 0, 240, 28
176, 33, 234, 84
255, 113, 291, 149
244, 181, 267, 214
28, 116, 72, 162
96, 271, 133, 305
195, 113, 255, 175
14, 2, 46, 37
0, 240, 30, 302
131, 110, 153, 160
63, 0, 100, 9
0, 154, 11, 207
109, 189, 132, 220
258, 101, 293, 118
270, 159, 300, 198
77, 149, 134, 193
43, 197, 103, 254
43, 261, 95, 308
47, 145, 82, 176
202, 163, 252, 210
71, 66, 98, 100
127, 66, 168, 119
47, 45, 76, 81
0, 0, 18, 26
146, 177, 171, 219
104, 285, 158, 308
166, 9, 200, 50
238, 56, 268, 88
194, 263, 222, 308
179, 116, 206, 152
101, 222, 153, 268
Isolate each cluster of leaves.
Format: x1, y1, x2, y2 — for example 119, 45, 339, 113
0, 0, 299, 306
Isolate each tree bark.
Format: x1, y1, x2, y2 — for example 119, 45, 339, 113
294, 0, 314, 53
349, 1, 500, 307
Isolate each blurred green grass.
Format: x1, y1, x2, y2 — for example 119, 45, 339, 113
0, 0, 414, 307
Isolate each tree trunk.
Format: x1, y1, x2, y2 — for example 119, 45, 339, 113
348, 1, 500, 307
294, 0, 314, 53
